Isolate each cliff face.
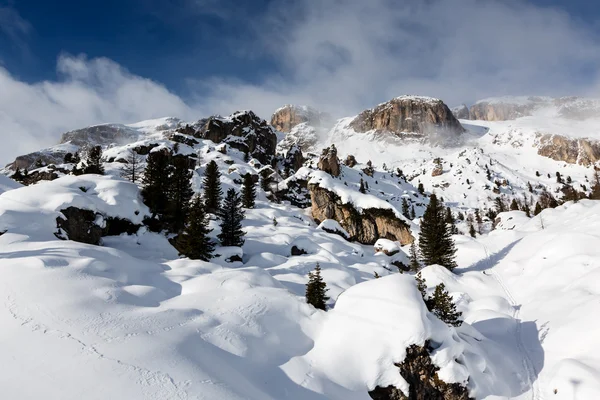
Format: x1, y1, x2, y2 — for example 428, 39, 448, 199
537, 134, 600, 166
309, 185, 413, 245
451, 104, 470, 120
469, 96, 600, 121
270, 105, 329, 133
349, 96, 464, 138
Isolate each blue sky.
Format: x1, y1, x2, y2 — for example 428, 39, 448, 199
1, 0, 600, 162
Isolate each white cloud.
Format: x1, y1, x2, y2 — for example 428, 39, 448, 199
0, 54, 198, 164
193, 0, 600, 118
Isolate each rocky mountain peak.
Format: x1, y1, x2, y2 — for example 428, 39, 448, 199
348, 95, 465, 138
271, 104, 331, 133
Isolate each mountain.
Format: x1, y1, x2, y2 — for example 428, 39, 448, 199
2, 94, 600, 399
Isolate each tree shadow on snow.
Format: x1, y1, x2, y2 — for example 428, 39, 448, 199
460, 238, 522, 273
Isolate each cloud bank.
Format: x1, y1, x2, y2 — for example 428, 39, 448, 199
1, 0, 600, 163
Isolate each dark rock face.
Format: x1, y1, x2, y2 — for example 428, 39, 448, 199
291, 245, 308, 256
310, 185, 414, 245
283, 144, 305, 173
317, 145, 341, 177
344, 155, 357, 168
169, 133, 199, 147
349, 96, 464, 138
133, 143, 160, 155
56, 207, 103, 245
369, 342, 472, 400
198, 111, 278, 165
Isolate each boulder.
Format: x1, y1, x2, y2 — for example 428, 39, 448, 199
310, 185, 413, 245
349, 96, 464, 138
56, 207, 103, 245
369, 342, 471, 400
198, 111, 277, 165
317, 145, 341, 177
345, 155, 357, 168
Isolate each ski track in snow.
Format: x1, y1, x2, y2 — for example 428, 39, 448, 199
4, 293, 191, 400
483, 244, 541, 400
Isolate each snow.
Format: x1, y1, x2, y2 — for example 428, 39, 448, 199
317, 219, 350, 238
373, 238, 400, 254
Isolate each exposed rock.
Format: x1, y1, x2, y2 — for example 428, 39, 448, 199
59, 124, 142, 147
310, 185, 413, 245
537, 134, 600, 166
345, 155, 357, 168
169, 133, 199, 147
133, 143, 160, 155
271, 105, 330, 133
451, 104, 470, 120
291, 245, 308, 256
283, 144, 305, 173
431, 165, 443, 177
198, 111, 277, 165
369, 342, 472, 400
9, 150, 68, 171
56, 207, 103, 245
317, 145, 341, 177
349, 96, 464, 139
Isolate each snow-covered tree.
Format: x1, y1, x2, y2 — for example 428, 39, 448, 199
306, 263, 329, 310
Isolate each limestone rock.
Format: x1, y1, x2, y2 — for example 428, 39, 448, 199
309, 185, 413, 245
369, 342, 471, 400
270, 105, 330, 133
317, 145, 341, 177
537, 134, 600, 166
345, 155, 357, 168
349, 96, 464, 139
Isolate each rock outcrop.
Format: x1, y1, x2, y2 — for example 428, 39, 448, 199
283, 144, 305, 173
271, 105, 330, 133
198, 111, 277, 165
317, 145, 341, 177
309, 185, 413, 245
349, 96, 464, 138
369, 342, 471, 400
56, 207, 103, 245
537, 134, 600, 166
469, 97, 549, 121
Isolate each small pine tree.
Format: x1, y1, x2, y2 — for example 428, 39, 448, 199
535, 171, 540, 177
306, 263, 329, 310
495, 197, 506, 213
418, 193, 458, 271
527, 182, 533, 193
410, 205, 416, 220
272, 217, 278, 227
457, 211, 465, 221
418, 182, 425, 195
510, 198, 519, 211
469, 223, 476, 238
203, 160, 223, 214
415, 272, 433, 310
359, 178, 366, 194
82, 146, 105, 175
374, 271, 381, 279
409, 242, 420, 272
401, 198, 410, 219
121, 148, 144, 183
241, 173, 256, 208
176, 196, 215, 261
217, 189, 246, 247
556, 171, 562, 184
523, 203, 531, 217
534, 202, 542, 216
259, 168, 273, 192
430, 283, 462, 327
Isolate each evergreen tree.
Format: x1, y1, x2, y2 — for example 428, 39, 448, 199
359, 178, 366, 194
534, 202, 542, 216
591, 171, 600, 200
457, 211, 465, 221
121, 148, 144, 183
203, 160, 222, 214
510, 198, 519, 211
445, 206, 458, 234
494, 196, 506, 213
418, 182, 425, 195
415, 272, 428, 301
12, 167, 23, 182
217, 189, 246, 247
556, 171, 562, 183
241, 173, 256, 208
523, 203, 531, 217
401, 198, 410, 219
430, 283, 462, 327
259, 168, 273, 192
410, 205, 416, 220
409, 242, 420, 272
168, 155, 194, 233
141, 150, 172, 218
527, 181, 533, 193
306, 263, 329, 310
469, 223, 476, 238
418, 193, 458, 271
82, 146, 105, 175
176, 196, 214, 261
